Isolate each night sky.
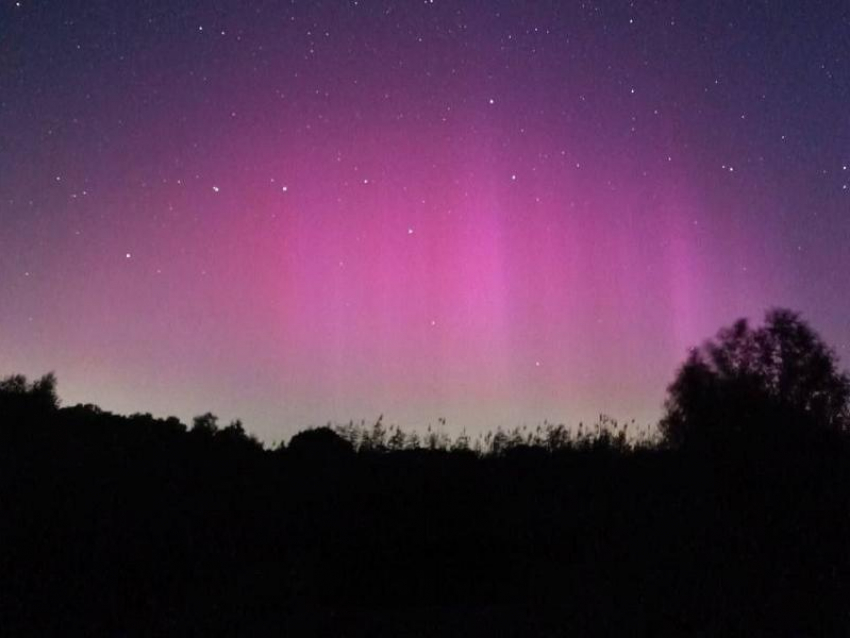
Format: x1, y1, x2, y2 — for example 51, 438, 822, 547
2, 1, 849, 442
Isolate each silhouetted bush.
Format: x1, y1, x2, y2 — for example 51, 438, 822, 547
288, 425, 354, 458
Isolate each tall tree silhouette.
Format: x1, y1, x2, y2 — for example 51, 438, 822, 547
660, 308, 850, 448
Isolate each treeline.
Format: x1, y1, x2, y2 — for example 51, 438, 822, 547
2, 308, 850, 636
0, 372, 650, 457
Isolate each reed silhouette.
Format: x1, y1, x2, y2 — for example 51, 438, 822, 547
1, 309, 849, 636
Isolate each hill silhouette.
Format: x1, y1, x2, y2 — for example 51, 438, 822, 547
2, 309, 850, 636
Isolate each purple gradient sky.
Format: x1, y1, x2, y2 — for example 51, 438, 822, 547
1, 1, 849, 442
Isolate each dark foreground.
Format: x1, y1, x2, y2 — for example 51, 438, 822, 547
3, 405, 850, 637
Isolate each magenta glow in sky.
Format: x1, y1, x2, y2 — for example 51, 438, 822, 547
1, 1, 849, 441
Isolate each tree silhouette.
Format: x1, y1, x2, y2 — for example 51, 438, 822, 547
217, 418, 262, 450
0, 372, 59, 420
191, 411, 219, 437
660, 308, 850, 448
